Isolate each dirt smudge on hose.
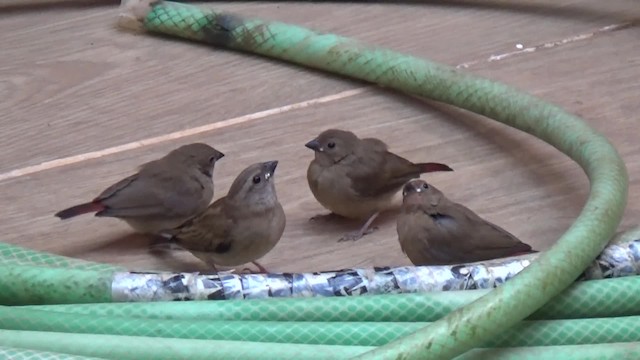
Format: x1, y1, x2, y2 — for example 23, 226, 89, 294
239, 23, 277, 50
201, 12, 245, 48
202, 12, 279, 52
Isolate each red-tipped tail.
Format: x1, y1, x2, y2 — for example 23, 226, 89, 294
416, 162, 454, 174
55, 201, 105, 220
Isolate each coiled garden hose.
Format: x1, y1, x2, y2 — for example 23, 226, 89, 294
0, 345, 108, 360
0, 0, 633, 359
21, 275, 640, 322
3, 329, 637, 360
4, 303, 640, 347
3, 230, 639, 305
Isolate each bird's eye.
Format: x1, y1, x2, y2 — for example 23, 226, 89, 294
422, 183, 429, 189
252, 176, 261, 184
327, 142, 336, 149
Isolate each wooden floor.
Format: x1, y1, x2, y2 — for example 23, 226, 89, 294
1, 0, 638, 273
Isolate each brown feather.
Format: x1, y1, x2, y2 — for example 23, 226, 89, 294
54, 143, 224, 234
171, 161, 286, 270
306, 128, 453, 221
397, 180, 535, 265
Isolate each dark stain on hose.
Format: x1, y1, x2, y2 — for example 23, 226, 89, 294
202, 12, 244, 47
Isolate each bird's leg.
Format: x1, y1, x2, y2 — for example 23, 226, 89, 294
252, 261, 269, 273
338, 212, 380, 242
201, 265, 235, 276
149, 242, 184, 252
241, 261, 269, 274
208, 262, 218, 272
189, 252, 224, 275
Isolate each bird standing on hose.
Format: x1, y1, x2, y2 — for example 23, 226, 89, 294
397, 179, 536, 265
54, 143, 225, 235
305, 128, 453, 242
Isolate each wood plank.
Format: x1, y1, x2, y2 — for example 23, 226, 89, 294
0, 1, 637, 273
1, 0, 637, 170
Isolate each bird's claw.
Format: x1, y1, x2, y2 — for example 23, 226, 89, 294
241, 267, 265, 274
148, 234, 182, 252
338, 226, 378, 242
308, 213, 335, 222
148, 242, 184, 253
216, 269, 236, 275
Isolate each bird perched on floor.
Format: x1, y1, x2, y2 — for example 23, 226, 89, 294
162, 160, 286, 273
397, 179, 536, 265
54, 143, 225, 235
305, 128, 453, 242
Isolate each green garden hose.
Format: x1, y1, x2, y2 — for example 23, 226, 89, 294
0, 330, 374, 360
1, 330, 639, 360
0, 0, 633, 359
127, 1, 626, 357
2, 304, 640, 347
0, 345, 108, 360
0, 243, 122, 272
23, 275, 640, 322
455, 343, 640, 360
3, 232, 638, 305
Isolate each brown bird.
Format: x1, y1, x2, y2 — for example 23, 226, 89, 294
54, 143, 225, 235
166, 160, 286, 273
305, 129, 453, 242
397, 179, 536, 265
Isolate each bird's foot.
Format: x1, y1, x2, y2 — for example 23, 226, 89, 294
204, 263, 227, 275
148, 235, 182, 253
240, 261, 269, 274
338, 226, 379, 242
212, 269, 236, 275
148, 242, 183, 252
308, 212, 340, 222
338, 212, 381, 242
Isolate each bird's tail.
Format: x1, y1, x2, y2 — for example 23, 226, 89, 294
54, 202, 104, 220
416, 162, 454, 174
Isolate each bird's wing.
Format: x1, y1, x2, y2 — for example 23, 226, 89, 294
95, 159, 166, 201
155, 170, 211, 217
348, 149, 420, 198
398, 208, 458, 265
448, 202, 532, 258
96, 164, 208, 218
94, 173, 139, 202
360, 138, 389, 151
174, 198, 234, 253
93, 173, 167, 217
